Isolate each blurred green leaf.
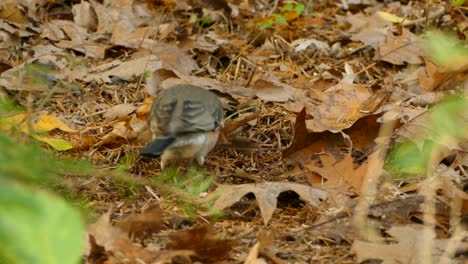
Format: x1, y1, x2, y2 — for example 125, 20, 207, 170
424, 30, 468, 71
280, 3, 294, 12
273, 14, 288, 25
0, 180, 84, 264
386, 96, 468, 176
452, 0, 466, 6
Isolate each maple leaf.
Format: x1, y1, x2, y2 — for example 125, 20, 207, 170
305, 153, 370, 195
212, 182, 327, 224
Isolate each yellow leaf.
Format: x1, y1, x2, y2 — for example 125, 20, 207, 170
34, 115, 78, 133
32, 134, 73, 151
0, 113, 29, 132
377, 11, 410, 24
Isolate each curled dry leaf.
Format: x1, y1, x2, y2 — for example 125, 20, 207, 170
212, 182, 327, 225
283, 108, 382, 165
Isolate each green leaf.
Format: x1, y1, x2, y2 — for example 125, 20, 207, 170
0, 181, 85, 264
386, 96, 468, 176
32, 134, 74, 151
273, 14, 288, 25
256, 19, 274, 29
295, 3, 305, 15
196, 17, 214, 27
452, 0, 466, 6
424, 30, 468, 70
280, 3, 294, 12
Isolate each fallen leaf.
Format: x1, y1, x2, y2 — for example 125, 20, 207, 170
305, 153, 369, 195
0, 1, 29, 24
87, 212, 194, 263
251, 78, 292, 102
212, 182, 327, 224
34, 114, 78, 133
168, 224, 235, 262
83, 54, 162, 83
32, 135, 74, 151
71, 1, 97, 32
377, 11, 411, 24
347, 13, 391, 48
376, 29, 425, 65
103, 104, 138, 121
418, 58, 453, 91
117, 203, 164, 241
283, 108, 383, 164
400, 176, 468, 214
352, 225, 468, 263
306, 81, 386, 132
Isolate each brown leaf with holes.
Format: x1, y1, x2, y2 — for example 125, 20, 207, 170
168, 225, 235, 262
212, 182, 327, 224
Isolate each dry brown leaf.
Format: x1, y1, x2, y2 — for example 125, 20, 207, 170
376, 29, 425, 65
168, 224, 235, 262
155, 74, 255, 99
84, 54, 162, 83
212, 182, 327, 224
56, 40, 106, 60
400, 176, 468, 214
103, 103, 138, 121
117, 203, 164, 241
305, 153, 369, 195
418, 58, 453, 91
86, 212, 194, 263
306, 81, 386, 132
0, 1, 29, 24
352, 225, 468, 263
283, 108, 383, 166
395, 103, 468, 151
251, 78, 292, 102
347, 13, 391, 48
244, 243, 266, 264
72, 1, 97, 32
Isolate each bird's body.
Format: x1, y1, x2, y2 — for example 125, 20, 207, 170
140, 84, 224, 169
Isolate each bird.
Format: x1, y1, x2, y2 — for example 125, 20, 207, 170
140, 84, 224, 169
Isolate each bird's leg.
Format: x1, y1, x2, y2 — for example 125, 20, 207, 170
160, 152, 169, 170
195, 155, 205, 166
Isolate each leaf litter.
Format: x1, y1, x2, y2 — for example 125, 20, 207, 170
1, 0, 467, 263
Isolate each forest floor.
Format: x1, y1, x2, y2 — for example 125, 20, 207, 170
1, 0, 467, 263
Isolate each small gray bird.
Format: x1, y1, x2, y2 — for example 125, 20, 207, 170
140, 84, 224, 169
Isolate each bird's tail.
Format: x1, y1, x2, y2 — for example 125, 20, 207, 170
140, 137, 175, 157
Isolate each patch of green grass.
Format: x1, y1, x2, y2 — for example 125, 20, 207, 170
153, 167, 220, 217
